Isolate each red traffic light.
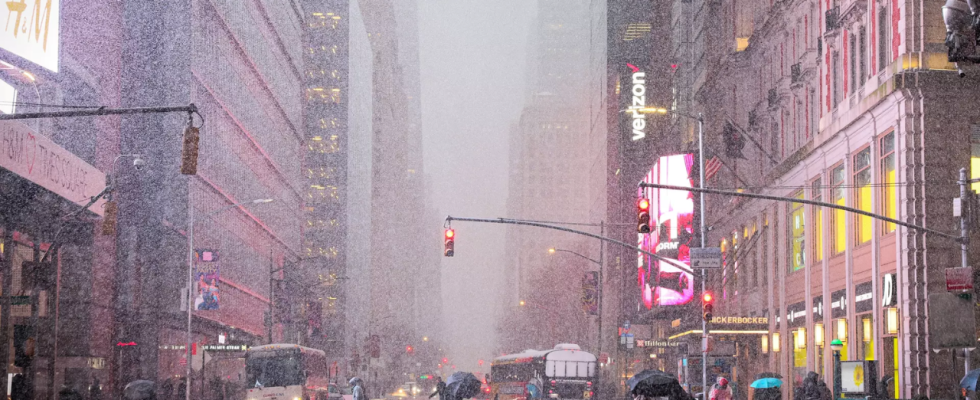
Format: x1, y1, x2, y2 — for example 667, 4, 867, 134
637, 198, 650, 211
702, 292, 713, 303
444, 229, 455, 257
442, 357, 449, 363
406, 345, 414, 353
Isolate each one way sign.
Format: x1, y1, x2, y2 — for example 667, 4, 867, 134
690, 247, 722, 269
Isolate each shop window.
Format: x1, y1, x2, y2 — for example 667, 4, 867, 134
856, 315, 875, 360
811, 178, 824, 262
790, 190, 805, 272
831, 165, 846, 254
854, 148, 872, 244
880, 132, 897, 233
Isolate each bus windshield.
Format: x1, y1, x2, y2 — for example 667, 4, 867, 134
246, 354, 304, 388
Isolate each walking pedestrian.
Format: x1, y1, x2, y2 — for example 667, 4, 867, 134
352, 377, 368, 400
430, 377, 447, 400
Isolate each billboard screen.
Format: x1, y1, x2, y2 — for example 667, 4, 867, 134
638, 154, 696, 308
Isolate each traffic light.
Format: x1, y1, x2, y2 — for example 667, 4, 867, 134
102, 200, 118, 236
723, 121, 746, 159
702, 292, 714, 322
444, 229, 455, 257
637, 198, 651, 233
180, 124, 200, 175
406, 345, 414, 354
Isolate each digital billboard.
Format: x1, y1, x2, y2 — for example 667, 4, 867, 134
637, 154, 696, 308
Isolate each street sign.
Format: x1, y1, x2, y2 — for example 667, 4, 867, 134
690, 247, 722, 269
946, 267, 973, 291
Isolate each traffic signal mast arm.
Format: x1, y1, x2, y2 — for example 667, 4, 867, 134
638, 182, 962, 242
444, 216, 694, 274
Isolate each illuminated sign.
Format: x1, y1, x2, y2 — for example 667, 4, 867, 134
709, 316, 769, 325
0, 0, 60, 72
882, 274, 896, 306
625, 63, 646, 141
0, 121, 105, 215
636, 339, 684, 348
0, 79, 15, 114
638, 154, 696, 308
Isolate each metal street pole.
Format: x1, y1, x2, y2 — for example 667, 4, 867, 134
697, 113, 708, 398
186, 198, 273, 400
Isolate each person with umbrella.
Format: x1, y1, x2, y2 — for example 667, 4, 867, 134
627, 369, 692, 400
709, 378, 733, 400
749, 375, 782, 400
351, 377, 368, 400
431, 377, 447, 400
445, 372, 483, 400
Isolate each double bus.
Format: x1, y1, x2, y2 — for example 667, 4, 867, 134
245, 343, 333, 400
490, 344, 597, 400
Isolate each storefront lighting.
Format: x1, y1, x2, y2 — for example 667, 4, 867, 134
772, 332, 780, 352
886, 308, 899, 335
795, 327, 806, 350
815, 323, 825, 346
761, 334, 769, 354
863, 318, 872, 342
836, 319, 847, 343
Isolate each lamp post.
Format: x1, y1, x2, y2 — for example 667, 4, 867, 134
186, 197, 274, 400
548, 239, 604, 359
831, 339, 843, 399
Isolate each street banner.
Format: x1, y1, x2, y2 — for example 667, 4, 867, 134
581, 271, 599, 315
193, 249, 220, 310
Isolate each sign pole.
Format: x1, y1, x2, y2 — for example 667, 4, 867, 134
698, 114, 708, 399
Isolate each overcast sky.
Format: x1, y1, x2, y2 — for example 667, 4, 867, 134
419, 0, 536, 372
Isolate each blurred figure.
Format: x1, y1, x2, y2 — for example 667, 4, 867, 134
352, 377, 368, 400
89, 377, 102, 400
709, 378, 733, 400
430, 377, 446, 400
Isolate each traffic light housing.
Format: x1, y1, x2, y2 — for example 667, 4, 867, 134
637, 198, 651, 233
723, 121, 746, 159
102, 200, 118, 236
180, 124, 200, 175
702, 292, 714, 322
444, 229, 455, 257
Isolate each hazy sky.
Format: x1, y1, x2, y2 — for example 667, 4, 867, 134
418, 0, 536, 372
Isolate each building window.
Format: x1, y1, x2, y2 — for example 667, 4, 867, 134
790, 190, 805, 272
880, 132, 897, 233
856, 315, 875, 360
832, 51, 841, 108
859, 27, 868, 84
811, 178, 824, 262
832, 164, 846, 254
849, 33, 857, 95
854, 147, 872, 244
878, 6, 889, 72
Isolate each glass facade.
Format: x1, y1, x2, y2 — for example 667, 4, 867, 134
854, 148, 872, 244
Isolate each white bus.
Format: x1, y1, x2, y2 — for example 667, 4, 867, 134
490, 344, 597, 400
245, 343, 331, 400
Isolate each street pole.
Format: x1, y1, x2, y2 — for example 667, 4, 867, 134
186, 198, 273, 400
597, 221, 604, 376
833, 349, 841, 399
961, 168, 970, 271
698, 113, 708, 398
186, 183, 194, 400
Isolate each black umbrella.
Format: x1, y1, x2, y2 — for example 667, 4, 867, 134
628, 370, 680, 397
123, 380, 156, 400
447, 372, 482, 400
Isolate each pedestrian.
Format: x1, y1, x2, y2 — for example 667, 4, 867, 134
89, 377, 102, 400
430, 377, 447, 400
802, 372, 821, 400
11, 373, 30, 400
709, 377, 733, 400
351, 377, 368, 400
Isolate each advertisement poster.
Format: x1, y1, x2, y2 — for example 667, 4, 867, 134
638, 154, 696, 309
840, 361, 866, 393
194, 249, 220, 311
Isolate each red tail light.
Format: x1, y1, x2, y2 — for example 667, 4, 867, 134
587, 382, 593, 387
550, 380, 556, 387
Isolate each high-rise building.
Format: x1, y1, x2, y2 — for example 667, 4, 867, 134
502, 0, 600, 353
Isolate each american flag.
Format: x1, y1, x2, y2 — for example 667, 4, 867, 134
705, 156, 722, 182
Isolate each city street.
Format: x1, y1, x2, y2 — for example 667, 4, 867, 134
0, 1, 974, 400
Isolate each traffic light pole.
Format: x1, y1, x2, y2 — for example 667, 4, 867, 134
444, 217, 695, 275
698, 114, 709, 399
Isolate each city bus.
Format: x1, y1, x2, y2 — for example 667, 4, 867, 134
245, 343, 331, 400
490, 344, 597, 400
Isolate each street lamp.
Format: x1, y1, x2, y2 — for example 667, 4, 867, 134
547, 240, 605, 366
186, 197, 274, 400
831, 339, 844, 399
